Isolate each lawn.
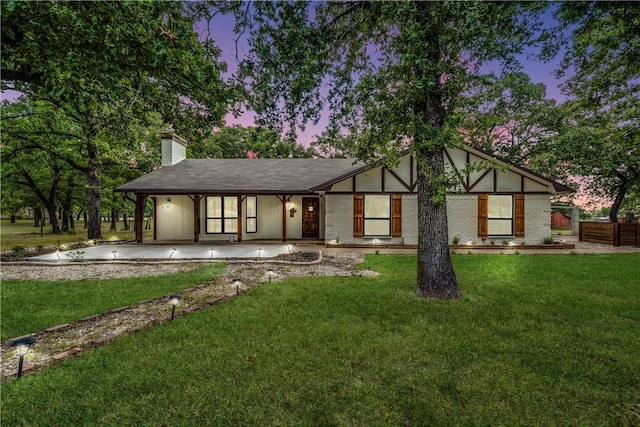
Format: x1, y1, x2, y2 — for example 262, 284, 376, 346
1, 264, 226, 341
0, 219, 153, 251
2, 254, 639, 426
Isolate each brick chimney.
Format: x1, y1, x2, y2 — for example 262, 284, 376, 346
161, 132, 187, 166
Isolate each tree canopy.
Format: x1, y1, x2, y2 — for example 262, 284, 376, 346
1, 0, 230, 238
234, 1, 545, 298
550, 2, 640, 220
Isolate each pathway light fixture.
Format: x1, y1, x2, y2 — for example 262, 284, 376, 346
210, 248, 216, 259
233, 278, 242, 296
168, 294, 182, 320
267, 268, 275, 283
111, 250, 117, 259
169, 248, 177, 259
258, 248, 263, 258
11, 337, 36, 378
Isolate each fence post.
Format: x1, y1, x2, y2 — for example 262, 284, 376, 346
613, 223, 620, 246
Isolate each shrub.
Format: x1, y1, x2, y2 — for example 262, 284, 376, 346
543, 236, 554, 244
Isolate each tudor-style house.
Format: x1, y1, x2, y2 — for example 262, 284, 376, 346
116, 133, 572, 246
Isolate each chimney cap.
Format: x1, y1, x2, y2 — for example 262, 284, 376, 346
161, 132, 188, 147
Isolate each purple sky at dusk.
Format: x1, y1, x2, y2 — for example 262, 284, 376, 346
201, 9, 570, 147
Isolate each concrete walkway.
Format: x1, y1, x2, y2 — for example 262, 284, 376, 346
28, 243, 302, 262
25, 235, 640, 262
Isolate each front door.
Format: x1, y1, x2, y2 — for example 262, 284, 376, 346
302, 198, 320, 238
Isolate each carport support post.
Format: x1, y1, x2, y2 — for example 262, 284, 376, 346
237, 195, 243, 243
134, 195, 147, 243
281, 195, 287, 242
192, 195, 201, 243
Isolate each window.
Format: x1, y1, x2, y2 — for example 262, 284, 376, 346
487, 195, 513, 236
246, 196, 257, 233
206, 196, 238, 234
354, 194, 402, 238
364, 195, 391, 236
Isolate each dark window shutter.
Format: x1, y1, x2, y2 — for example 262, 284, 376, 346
353, 194, 364, 237
392, 194, 402, 237
515, 193, 525, 237
478, 194, 488, 237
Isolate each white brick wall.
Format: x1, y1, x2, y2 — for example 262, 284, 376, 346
446, 194, 478, 244
523, 194, 552, 244
326, 193, 552, 245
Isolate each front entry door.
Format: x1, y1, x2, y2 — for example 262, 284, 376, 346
302, 198, 320, 238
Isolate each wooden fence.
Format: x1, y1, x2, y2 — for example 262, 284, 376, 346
579, 222, 640, 246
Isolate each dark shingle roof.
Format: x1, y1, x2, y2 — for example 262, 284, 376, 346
115, 158, 364, 195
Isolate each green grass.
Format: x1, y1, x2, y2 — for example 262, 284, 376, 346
0, 219, 153, 251
0, 264, 225, 341
2, 254, 639, 426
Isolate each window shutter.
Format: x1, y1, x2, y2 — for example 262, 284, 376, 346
392, 194, 402, 237
478, 194, 488, 237
515, 193, 525, 237
353, 194, 364, 237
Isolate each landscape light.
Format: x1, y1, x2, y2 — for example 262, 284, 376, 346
266, 268, 275, 283
111, 250, 117, 259
233, 278, 242, 296
210, 248, 216, 260
257, 248, 263, 258
168, 294, 182, 320
287, 245, 292, 254
169, 248, 177, 259
11, 337, 36, 378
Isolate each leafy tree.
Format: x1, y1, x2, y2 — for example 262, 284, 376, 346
2, 1, 229, 238
234, 1, 545, 298
550, 2, 640, 222
200, 125, 314, 158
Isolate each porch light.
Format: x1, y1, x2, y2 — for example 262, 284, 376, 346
111, 250, 117, 259
267, 268, 275, 282
169, 248, 177, 259
233, 278, 242, 296
11, 337, 35, 378
168, 294, 182, 320
308, 206, 314, 212
166, 197, 171, 205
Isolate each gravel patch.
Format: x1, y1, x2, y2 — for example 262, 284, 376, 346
1, 252, 376, 380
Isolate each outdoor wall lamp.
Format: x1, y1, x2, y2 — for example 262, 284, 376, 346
168, 294, 182, 320
308, 206, 314, 212
166, 197, 171, 205
267, 268, 275, 283
11, 337, 36, 378
233, 278, 242, 296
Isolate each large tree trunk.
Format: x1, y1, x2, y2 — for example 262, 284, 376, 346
45, 205, 61, 234
110, 208, 118, 231
415, 152, 460, 299
61, 187, 73, 232
86, 140, 103, 239
412, 9, 460, 299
